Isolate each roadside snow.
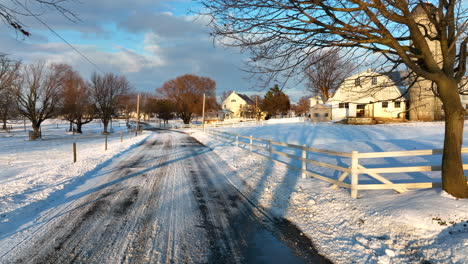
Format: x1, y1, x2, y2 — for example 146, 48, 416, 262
189, 122, 468, 264
0, 120, 149, 231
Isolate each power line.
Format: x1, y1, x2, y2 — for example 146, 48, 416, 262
14, 0, 104, 73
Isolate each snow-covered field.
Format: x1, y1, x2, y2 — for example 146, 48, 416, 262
189, 121, 468, 264
0, 120, 149, 235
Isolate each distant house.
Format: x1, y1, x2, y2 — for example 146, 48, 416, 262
328, 70, 407, 120
221, 91, 256, 119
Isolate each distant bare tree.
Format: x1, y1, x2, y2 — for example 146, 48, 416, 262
0, 85, 18, 129
90, 72, 130, 134
13, 61, 63, 137
220, 90, 233, 103
157, 74, 217, 124
0, 56, 20, 92
1, 0, 78, 37
153, 98, 176, 123
59, 64, 94, 133
0, 56, 21, 129
116, 93, 136, 127
305, 50, 354, 102
293, 96, 310, 117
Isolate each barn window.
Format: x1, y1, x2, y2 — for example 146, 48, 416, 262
355, 77, 360, 86
372, 77, 377, 85
324, 113, 329, 117
223, 104, 226, 108
395, 101, 401, 108
231, 99, 236, 102
339, 103, 349, 108
314, 113, 319, 117
382, 102, 389, 108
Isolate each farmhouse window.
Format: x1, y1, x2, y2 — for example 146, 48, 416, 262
231, 99, 236, 102
382, 102, 389, 108
355, 78, 360, 86
395, 101, 401, 108
372, 77, 377, 85
339, 103, 349, 108
314, 113, 319, 117
324, 113, 329, 117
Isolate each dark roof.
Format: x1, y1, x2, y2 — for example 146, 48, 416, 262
236, 92, 255, 104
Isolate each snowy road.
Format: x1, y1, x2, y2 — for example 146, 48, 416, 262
1, 130, 329, 263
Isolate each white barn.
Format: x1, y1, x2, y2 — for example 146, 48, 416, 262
328, 70, 407, 120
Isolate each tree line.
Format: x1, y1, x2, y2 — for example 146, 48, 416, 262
0, 57, 131, 135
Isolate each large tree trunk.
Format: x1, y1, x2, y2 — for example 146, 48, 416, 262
76, 120, 83, 134
439, 78, 468, 198
102, 119, 110, 134
181, 113, 192, 124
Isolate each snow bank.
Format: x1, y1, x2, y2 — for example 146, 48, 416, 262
188, 122, 468, 264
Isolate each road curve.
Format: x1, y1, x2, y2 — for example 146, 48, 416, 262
2, 130, 330, 264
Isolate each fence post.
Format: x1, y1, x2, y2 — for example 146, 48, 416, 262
249, 135, 253, 151
235, 135, 238, 147
120, 132, 123, 142
302, 144, 307, 179
351, 150, 359, 198
268, 139, 272, 159
105, 135, 108, 151
73, 142, 77, 163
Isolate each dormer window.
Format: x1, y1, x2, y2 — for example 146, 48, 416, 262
372, 77, 377, 85
355, 78, 360, 86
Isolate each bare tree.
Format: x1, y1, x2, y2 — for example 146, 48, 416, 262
1, 0, 78, 37
90, 72, 130, 134
305, 50, 354, 102
293, 96, 311, 117
157, 74, 217, 124
152, 98, 176, 124
116, 93, 136, 127
220, 90, 233, 103
0, 56, 21, 129
0, 56, 20, 92
59, 64, 94, 134
202, 1, 468, 198
13, 61, 63, 137
0, 85, 18, 130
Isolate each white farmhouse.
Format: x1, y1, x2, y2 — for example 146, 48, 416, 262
328, 70, 407, 120
221, 91, 255, 119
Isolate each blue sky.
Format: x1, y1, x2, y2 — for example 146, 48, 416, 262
0, 0, 306, 100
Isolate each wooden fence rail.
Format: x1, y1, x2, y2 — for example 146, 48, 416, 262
202, 128, 468, 198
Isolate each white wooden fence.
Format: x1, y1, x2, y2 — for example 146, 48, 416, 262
203, 129, 468, 198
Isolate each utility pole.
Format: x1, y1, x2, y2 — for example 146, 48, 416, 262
255, 95, 259, 120
135, 94, 140, 136
202, 93, 206, 131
